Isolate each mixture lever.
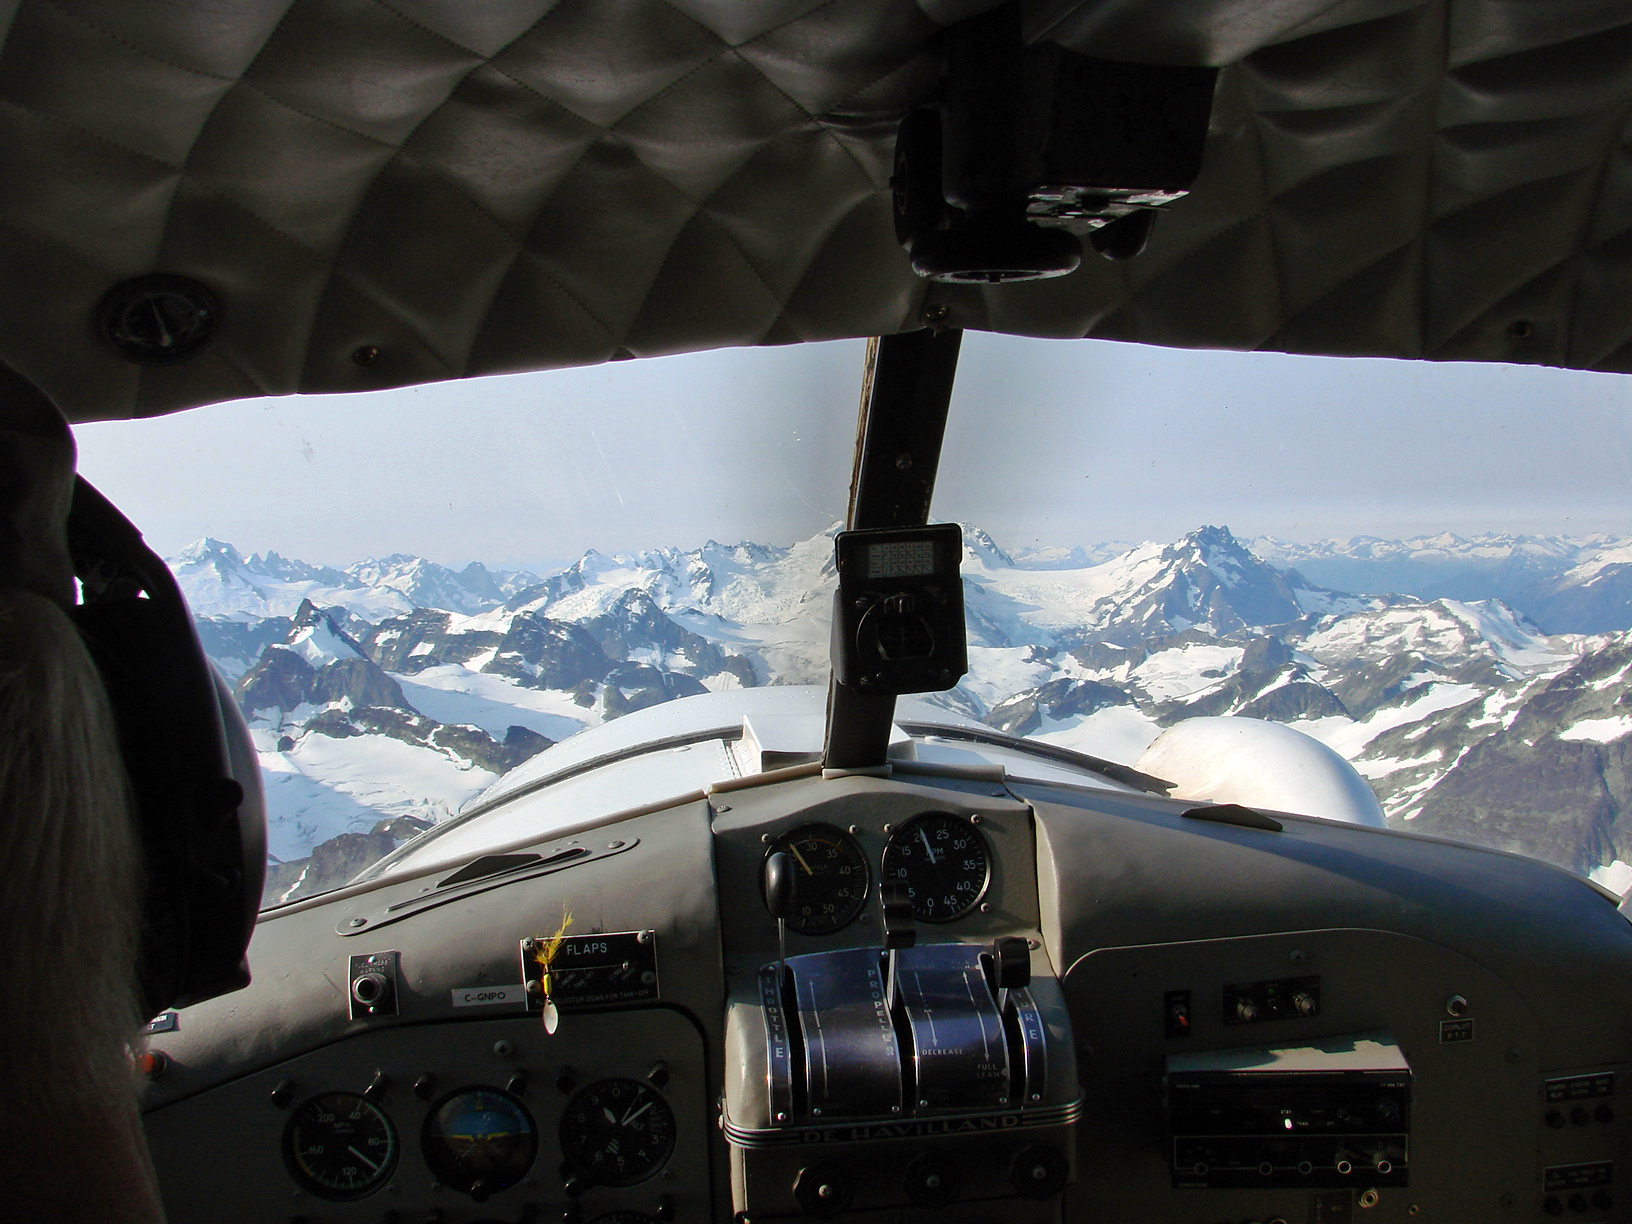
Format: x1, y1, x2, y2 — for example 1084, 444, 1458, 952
987, 934, 1031, 1009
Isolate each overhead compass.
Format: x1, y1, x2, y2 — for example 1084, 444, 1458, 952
96, 274, 221, 365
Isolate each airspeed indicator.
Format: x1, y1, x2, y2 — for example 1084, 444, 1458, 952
282, 1090, 398, 1200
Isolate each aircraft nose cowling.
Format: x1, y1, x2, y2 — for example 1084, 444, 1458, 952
1135, 716, 1387, 828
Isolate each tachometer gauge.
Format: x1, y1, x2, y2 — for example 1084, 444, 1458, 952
560, 1078, 677, 1186
882, 812, 991, 922
281, 1090, 398, 1200
421, 1087, 537, 1199
765, 822, 870, 934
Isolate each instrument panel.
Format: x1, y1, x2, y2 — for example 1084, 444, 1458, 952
145, 1006, 707, 1223
141, 770, 1632, 1224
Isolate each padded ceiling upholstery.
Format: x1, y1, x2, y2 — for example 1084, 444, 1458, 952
2, 0, 1631, 421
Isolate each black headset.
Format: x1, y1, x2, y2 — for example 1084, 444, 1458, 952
67, 477, 265, 1018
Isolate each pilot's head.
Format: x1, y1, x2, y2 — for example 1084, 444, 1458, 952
0, 368, 167, 1223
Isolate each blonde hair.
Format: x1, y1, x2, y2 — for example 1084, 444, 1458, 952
0, 587, 142, 1108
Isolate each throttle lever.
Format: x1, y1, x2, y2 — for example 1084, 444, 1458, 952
764, 851, 795, 986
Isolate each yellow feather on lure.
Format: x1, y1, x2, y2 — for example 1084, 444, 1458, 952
531, 906, 573, 1030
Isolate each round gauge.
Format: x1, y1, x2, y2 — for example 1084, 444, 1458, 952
765, 822, 870, 935
281, 1090, 398, 1200
421, 1087, 537, 1198
96, 274, 221, 365
882, 812, 991, 923
560, 1077, 677, 1186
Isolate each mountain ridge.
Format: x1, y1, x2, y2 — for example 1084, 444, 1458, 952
164, 524, 1632, 903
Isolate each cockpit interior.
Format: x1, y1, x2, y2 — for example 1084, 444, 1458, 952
3, 4, 1632, 1224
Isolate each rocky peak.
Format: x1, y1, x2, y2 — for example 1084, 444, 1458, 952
962, 525, 1014, 569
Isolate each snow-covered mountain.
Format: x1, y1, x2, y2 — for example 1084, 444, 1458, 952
168, 525, 1632, 905
1250, 532, 1632, 634
171, 538, 540, 621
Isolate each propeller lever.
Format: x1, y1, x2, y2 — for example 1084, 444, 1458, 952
880, 881, 917, 1010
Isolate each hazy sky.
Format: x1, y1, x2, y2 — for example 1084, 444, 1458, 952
74, 332, 1632, 570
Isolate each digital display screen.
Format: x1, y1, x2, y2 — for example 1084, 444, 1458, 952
863, 539, 937, 580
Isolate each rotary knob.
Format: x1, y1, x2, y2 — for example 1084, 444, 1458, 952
904, 1153, 960, 1208
1008, 1144, 1069, 1200
794, 1161, 853, 1218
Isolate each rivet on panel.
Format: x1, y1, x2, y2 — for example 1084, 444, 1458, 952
351, 345, 381, 366
1507, 319, 1534, 340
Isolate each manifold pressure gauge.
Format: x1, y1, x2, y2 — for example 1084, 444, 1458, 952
282, 1090, 398, 1200
764, 822, 870, 935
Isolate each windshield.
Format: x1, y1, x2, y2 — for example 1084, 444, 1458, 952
74, 334, 1632, 907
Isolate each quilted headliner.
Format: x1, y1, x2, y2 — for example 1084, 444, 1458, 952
3, 0, 1632, 421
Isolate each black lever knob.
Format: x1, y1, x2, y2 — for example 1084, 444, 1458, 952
881, 881, 917, 950
764, 851, 795, 920
991, 936, 1030, 991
